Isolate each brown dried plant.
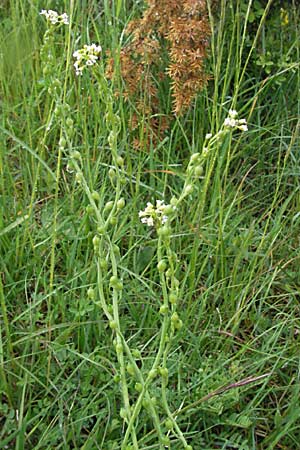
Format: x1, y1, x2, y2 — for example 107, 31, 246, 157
106, 0, 211, 147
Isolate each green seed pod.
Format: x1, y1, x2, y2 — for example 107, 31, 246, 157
161, 436, 170, 446
142, 398, 150, 409
108, 168, 116, 180
109, 275, 119, 288
159, 367, 168, 378
134, 382, 143, 393
185, 446, 193, 450
59, 137, 66, 149
104, 201, 114, 212
150, 396, 157, 406
99, 258, 108, 270
92, 235, 100, 248
132, 349, 141, 359
184, 184, 194, 196
71, 150, 81, 160
175, 319, 183, 330
117, 198, 125, 209
173, 277, 180, 288
148, 369, 157, 380
116, 156, 124, 167
86, 205, 94, 215
109, 320, 117, 329
115, 343, 123, 354
108, 131, 117, 148
91, 191, 100, 202
171, 312, 179, 323
170, 196, 178, 207
190, 152, 200, 163
158, 226, 171, 238
66, 117, 74, 129
165, 268, 172, 278
164, 204, 175, 215
165, 419, 173, 430
110, 216, 117, 226
97, 226, 105, 235
157, 260, 167, 273
126, 364, 135, 377
194, 165, 204, 177
87, 287, 95, 300
120, 408, 127, 419
159, 304, 169, 315
113, 244, 120, 257
75, 172, 83, 183
169, 292, 177, 304
113, 374, 120, 383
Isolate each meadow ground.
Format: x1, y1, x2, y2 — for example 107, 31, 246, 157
0, 1, 300, 449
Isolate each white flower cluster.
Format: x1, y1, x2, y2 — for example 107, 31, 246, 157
73, 44, 102, 76
224, 109, 248, 132
139, 200, 175, 227
40, 9, 69, 25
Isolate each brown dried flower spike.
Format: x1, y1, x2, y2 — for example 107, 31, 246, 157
107, 0, 211, 144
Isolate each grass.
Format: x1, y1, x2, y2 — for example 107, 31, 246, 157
0, 0, 300, 449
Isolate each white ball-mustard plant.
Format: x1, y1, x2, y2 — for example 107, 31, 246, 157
40, 9, 69, 25
73, 44, 102, 76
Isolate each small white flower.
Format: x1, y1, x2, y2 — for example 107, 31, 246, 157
238, 124, 248, 132
224, 117, 236, 128
205, 133, 212, 140
228, 109, 238, 118
40, 9, 69, 25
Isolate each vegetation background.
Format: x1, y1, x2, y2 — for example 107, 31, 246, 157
0, 0, 299, 449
